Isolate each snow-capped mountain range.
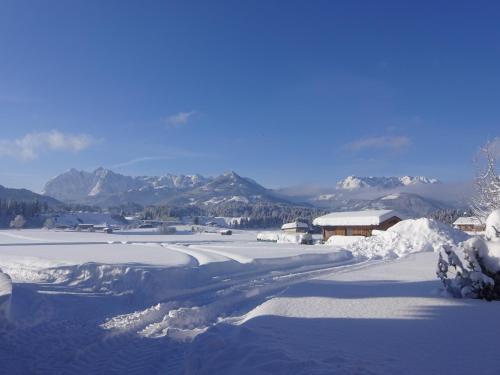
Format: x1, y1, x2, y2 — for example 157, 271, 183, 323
316, 192, 449, 217
43, 168, 287, 207
43, 168, 209, 203
40, 169, 457, 217
336, 176, 439, 190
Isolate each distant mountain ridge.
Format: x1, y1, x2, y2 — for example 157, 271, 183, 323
42, 169, 460, 218
0, 185, 61, 206
43, 168, 210, 203
43, 168, 290, 207
336, 175, 439, 190
327, 192, 450, 218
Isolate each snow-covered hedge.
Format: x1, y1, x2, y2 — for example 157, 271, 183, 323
437, 209, 500, 300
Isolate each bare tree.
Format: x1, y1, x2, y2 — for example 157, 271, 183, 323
471, 139, 500, 221
10, 215, 26, 230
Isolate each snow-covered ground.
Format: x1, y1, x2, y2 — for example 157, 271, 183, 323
0, 222, 499, 374
189, 253, 500, 374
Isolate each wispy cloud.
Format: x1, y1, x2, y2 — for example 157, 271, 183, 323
111, 150, 208, 169
346, 135, 411, 152
164, 111, 196, 127
0, 130, 95, 160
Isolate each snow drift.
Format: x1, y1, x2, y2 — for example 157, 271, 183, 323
343, 218, 469, 259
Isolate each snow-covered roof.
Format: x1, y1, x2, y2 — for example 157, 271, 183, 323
281, 221, 309, 230
313, 210, 399, 227
453, 217, 484, 226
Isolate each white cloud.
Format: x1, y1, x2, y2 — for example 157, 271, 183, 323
112, 150, 208, 169
347, 135, 411, 152
0, 130, 95, 160
112, 156, 177, 169
164, 111, 196, 127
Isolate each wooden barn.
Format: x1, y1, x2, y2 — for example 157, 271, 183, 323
281, 221, 309, 234
313, 210, 402, 241
453, 217, 485, 232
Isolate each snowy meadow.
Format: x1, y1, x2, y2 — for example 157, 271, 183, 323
1, 222, 500, 374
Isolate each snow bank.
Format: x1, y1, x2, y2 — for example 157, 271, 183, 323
325, 235, 364, 247
0, 268, 12, 324
345, 218, 469, 259
257, 231, 280, 242
257, 232, 312, 244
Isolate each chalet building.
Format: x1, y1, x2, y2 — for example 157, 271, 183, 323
281, 221, 309, 234
453, 217, 485, 232
313, 210, 402, 241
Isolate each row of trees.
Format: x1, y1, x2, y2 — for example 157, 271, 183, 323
0, 199, 50, 219
0, 199, 53, 228
140, 202, 326, 229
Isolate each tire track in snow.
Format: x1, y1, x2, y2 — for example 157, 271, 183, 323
103, 254, 364, 341
161, 243, 230, 266
185, 244, 255, 264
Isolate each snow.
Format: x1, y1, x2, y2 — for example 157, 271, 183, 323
485, 209, 500, 240
256, 231, 280, 242
381, 193, 400, 200
453, 216, 484, 226
188, 252, 500, 375
52, 212, 126, 227
227, 195, 249, 204
313, 209, 398, 226
325, 235, 364, 247
473, 210, 500, 272
281, 221, 308, 230
336, 175, 439, 190
0, 223, 492, 374
257, 231, 312, 244
341, 218, 469, 259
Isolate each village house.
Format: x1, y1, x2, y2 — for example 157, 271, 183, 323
453, 216, 485, 232
313, 209, 402, 241
281, 221, 309, 234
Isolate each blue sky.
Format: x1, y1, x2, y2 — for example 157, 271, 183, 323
0, 0, 499, 192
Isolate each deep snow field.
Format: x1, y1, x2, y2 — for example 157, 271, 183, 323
0, 222, 499, 374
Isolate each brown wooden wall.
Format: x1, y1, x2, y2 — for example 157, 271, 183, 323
321, 216, 402, 241
456, 224, 485, 232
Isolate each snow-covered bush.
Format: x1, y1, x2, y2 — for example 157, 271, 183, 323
437, 209, 500, 300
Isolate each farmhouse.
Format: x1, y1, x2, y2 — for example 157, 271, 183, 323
281, 221, 309, 233
313, 210, 402, 241
453, 217, 485, 232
